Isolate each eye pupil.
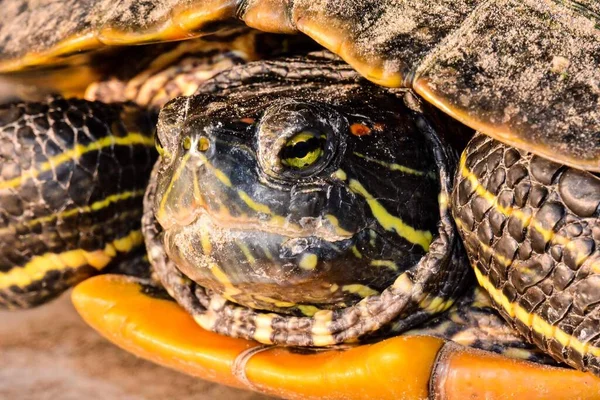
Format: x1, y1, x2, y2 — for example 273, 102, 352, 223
280, 131, 325, 169
284, 137, 320, 160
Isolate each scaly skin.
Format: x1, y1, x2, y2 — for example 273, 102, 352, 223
0, 98, 154, 308
453, 133, 600, 375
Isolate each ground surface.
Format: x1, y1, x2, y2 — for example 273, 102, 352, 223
0, 292, 274, 400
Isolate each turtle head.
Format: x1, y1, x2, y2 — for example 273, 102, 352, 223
155, 97, 357, 239
152, 73, 442, 315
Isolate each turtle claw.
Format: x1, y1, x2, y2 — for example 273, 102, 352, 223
72, 274, 600, 400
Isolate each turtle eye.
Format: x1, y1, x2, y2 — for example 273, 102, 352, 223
280, 130, 326, 169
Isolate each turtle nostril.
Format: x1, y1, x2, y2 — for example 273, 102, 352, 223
197, 137, 210, 152
182, 136, 210, 153
183, 136, 192, 150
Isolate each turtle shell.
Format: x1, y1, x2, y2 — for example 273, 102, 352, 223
0, 0, 599, 171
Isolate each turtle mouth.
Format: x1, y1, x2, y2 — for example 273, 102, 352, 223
161, 210, 374, 313
166, 204, 357, 242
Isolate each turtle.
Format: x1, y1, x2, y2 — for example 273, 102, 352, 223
1, 1, 600, 399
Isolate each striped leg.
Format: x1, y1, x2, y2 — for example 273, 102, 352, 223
408, 284, 557, 366
453, 133, 600, 376
0, 97, 155, 308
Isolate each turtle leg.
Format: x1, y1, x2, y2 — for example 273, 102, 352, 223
407, 283, 558, 366
0, 97, 155, 309
83, 35, 254, 111
84, 31, 313, 111
453, 133, 600, 376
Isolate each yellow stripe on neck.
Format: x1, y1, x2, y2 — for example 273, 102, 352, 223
0, 190, 145, 236
0, 230, 143, 289
473, 266, 600, 358
0, 132, 154, 190
459, 153, 569, 247
455, 219, 513, 268
457, 210, 600, 359
457, 159, 600, 358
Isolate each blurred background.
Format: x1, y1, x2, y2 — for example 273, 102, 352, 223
0, 292, 274, 400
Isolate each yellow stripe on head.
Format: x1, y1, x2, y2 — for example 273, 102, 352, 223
237, 242, 256, 265
157, 152, 192, 221
353, 152, 428, 176
370, 260, 398, 271
348, 179, 433, 251
208, 262, 241, 297
237, 190, 272, 214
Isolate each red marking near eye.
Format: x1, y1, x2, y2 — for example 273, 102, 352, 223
240, 118, 255, 124
350, 123, 371, 136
